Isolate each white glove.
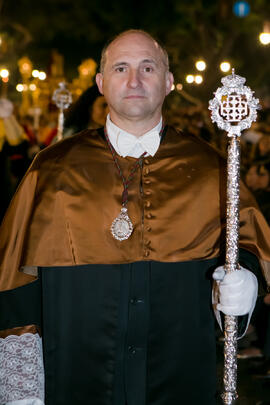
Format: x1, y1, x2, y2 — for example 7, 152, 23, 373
0, 98, 13, 119
212, 265, 258, 316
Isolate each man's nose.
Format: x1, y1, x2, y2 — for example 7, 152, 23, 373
127, 69, 141, 88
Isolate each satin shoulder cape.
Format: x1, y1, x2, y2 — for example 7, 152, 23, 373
1, 126, 270, 291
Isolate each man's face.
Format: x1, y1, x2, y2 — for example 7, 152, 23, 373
96, 33, 174, 123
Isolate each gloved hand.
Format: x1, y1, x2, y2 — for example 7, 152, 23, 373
212, 265, 258, 316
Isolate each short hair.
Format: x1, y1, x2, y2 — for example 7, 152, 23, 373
99, 29, 169, 73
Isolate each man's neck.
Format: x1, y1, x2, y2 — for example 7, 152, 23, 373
109, 112, 162, 137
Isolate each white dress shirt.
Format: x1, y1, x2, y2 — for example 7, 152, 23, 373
106, 115, 162, 158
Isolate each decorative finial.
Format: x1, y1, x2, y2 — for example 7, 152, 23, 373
209, 71, 260, 136
52, 82, 72, 141
52, 82, 72, 110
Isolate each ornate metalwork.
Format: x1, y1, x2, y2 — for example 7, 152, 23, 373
111, 207, 133, 241
52, 82, 72, 141
209, 70, 260, 404
209, 69, 259, 137
222, 315, 238, 404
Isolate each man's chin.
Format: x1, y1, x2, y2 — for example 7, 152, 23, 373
120, 105, 152, 119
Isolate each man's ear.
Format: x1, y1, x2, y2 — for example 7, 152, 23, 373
96, 73, 104, 95
165, 72, 174, 95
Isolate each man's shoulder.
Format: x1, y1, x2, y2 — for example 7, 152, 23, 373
166, 125, 226, 162
31, 128, 104, 170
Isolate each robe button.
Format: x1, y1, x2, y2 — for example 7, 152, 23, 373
144, 159, 150, 165
146, 213, 152, 219
130, 298, 144, 304
144, 250, 150, 257
144, 167, 150, 175
144, 239, 150, 246
146, 226, 152, 232
145, 190, 151, 195
145, 200, 151, 208
144, 179, 151, 184
128, 346, 137, 355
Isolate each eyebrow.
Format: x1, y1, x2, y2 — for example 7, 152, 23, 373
140, 59, 157, 65
111, 59, 158, 69
112, 62, 129, 69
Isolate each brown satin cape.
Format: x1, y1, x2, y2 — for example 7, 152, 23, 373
1, 125, 270, 291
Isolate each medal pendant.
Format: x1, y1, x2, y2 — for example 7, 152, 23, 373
111, 207, 133, 241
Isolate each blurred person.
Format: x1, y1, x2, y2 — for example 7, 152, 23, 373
0, 99, 26, 151
20, 115, 43, 160
258, 163, 270, 189
64, 84, 108, 137
251, 134, 270, 163
253, 163, 270, 225
245, 164, 261, 191
242, 287, 270, 380
0, 98, 31, 221
245, 162, 270, 224
36, 109, 58, 147
258, 135, 270, 158
241, 122, 263, 166
238, 163, 270, 364
0, 30, 270, 405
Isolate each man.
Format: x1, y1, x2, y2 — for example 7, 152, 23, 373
0, 30, 270, 405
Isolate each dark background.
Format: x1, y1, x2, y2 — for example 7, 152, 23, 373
1, 0, 270, 103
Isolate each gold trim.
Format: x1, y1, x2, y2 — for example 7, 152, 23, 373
0, 324, 41, 338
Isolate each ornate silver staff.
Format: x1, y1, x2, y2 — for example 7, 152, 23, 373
209, 69, 260, 404
52, 82, 72, 141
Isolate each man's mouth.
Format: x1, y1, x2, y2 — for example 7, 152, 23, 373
124, 95, 146, 99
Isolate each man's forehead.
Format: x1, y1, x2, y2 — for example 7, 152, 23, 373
106, 34, 162, 63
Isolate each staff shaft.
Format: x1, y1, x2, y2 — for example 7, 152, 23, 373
56, 109, 64, 141
222, 135, 240, 404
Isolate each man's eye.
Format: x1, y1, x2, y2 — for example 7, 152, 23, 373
115, 67, 126, 72
143, 66, 153, 73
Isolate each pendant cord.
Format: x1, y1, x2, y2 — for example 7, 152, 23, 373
104, 128, 146, 206
104, 124, 164, 206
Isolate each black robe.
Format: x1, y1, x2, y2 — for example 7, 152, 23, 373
0, 253, 262, 404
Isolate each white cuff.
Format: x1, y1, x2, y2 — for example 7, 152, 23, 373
0, 333, 44, 404
6, 399, 44, 405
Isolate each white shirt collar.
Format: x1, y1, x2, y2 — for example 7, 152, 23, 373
106, 115, 162, 158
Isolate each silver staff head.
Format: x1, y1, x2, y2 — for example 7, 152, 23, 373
52, 82, 72, 111
209, 69, 260, 137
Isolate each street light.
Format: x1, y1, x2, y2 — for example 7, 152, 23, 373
195, 60, 206, 71
29, 83, 37, 91
38, 71, 46, 80
16, 84, 24, 92
18, 57, 33, 79
0, 68, 9, 79
259, 33, 270, 45
220, 62, 231, 73
186, 74, 195, 84
32, 69, 39, 78
195, 75, 203, 84
176, 83, 183, 91
259, 22, 270, 45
